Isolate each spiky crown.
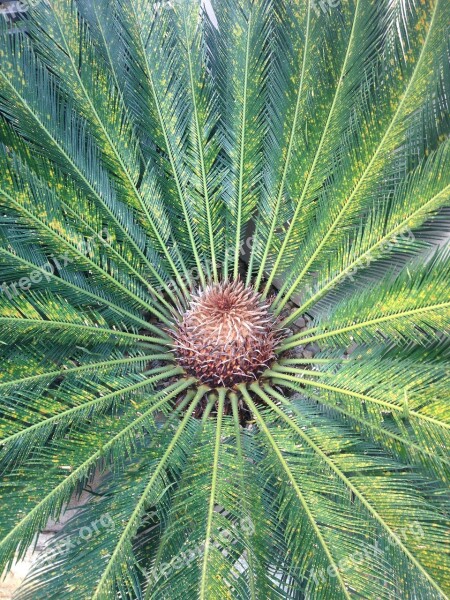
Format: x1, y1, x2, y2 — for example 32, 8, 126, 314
172, 280, 283, 388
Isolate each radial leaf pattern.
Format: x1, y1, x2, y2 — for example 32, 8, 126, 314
0, 0, 449, 598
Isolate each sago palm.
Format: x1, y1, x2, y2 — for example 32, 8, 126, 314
0, 0, 449, 598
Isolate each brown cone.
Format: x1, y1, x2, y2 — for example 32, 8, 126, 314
171, 280, 283, 388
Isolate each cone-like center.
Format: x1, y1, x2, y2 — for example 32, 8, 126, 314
172, 280, 281, 388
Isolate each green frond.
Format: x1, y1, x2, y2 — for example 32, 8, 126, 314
281, 139, 450, 319
246, 385, 449, 598
272, 0, 449, 309
281, 247, 450, 342
0, 379, 194, 573
211, 0, 272, 277
270, 343, 450, 481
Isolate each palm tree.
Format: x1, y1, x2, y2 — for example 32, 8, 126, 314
0, 0, 449, 597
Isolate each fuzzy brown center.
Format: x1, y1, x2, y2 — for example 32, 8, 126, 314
172, 280, 281, 388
